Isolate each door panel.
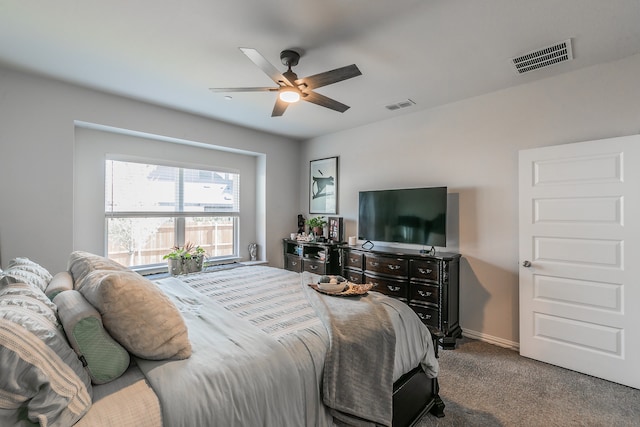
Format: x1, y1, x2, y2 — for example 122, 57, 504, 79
519, 135, 639, 389
533, 275, 621, 311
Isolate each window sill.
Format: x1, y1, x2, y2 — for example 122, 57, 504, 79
135, 256, 242, 277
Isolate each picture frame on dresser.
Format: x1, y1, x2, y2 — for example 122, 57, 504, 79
309, 156, 338, 214
328, 216, 344, 242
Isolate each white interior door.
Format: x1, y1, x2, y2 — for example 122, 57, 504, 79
519, 134, 640, 389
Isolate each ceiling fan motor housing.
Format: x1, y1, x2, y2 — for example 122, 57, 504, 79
280, 50, 300, 67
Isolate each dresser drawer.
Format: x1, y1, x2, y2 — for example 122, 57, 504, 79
409, 283, 440, 307
365, 254, 408, 278
285, 254, 302, 272
409, 304, 440, 330
343, 268, 364, 284
344, 250, 364, 270
303, 258, 326, 274
410, 259, 440, 283
365, 273, 408, 300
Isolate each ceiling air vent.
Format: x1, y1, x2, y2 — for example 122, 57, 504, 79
512, 39, 573, 74
385, 99, 416, 111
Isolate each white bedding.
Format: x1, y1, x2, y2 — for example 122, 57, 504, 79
138, 265, 437, 427
75, 364, 162, 427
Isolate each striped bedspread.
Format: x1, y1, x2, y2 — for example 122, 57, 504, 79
179, 265, 322, 340
178, 265, 438, 380
141, 265, 438, 427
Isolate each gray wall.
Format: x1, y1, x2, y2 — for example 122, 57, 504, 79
2, 52, 639, 348
300, 53, 640, 347
0, 66, 300, 273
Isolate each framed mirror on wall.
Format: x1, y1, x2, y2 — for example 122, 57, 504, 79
309, 156, 338, 214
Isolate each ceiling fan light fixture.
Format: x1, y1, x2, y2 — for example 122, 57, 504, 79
279, 88, 300, 103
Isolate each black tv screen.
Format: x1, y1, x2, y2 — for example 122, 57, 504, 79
358, 187, 447, 247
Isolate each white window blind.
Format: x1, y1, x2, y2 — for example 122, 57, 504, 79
105, 160, 240, 215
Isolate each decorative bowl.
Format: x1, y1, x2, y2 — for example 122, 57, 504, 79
317, 275, 348, 292
317, 282, 348, 293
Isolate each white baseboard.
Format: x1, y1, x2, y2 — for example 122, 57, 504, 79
461, 328, 520, 351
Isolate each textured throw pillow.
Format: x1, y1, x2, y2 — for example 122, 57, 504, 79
0, 284, 93, 426
45, 271, 74, 300
78, 269, 192, 360
0, 257, 53, 291
0, 282, 59, 327
67, 251, 128, 289
54, 290, 130, 384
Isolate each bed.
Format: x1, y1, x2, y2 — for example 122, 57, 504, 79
0, 253, 444, 426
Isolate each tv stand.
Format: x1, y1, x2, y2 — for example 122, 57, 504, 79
341, 244, 461, 349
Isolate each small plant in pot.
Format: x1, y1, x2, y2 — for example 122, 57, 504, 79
163, 242, 206, 275
306, 216, 327, 237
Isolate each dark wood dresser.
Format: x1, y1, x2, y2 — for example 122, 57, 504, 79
341, 245, 461, 349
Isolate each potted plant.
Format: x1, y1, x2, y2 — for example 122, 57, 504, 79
163, 242, 206, 275
306, 216, 327, 237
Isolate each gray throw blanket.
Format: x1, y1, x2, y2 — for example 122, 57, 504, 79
303, 275, 396, 427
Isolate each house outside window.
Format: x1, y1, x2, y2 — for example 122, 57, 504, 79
105, 159, 239, 270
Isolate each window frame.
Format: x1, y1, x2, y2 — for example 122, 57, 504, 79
104, 157, 241, 273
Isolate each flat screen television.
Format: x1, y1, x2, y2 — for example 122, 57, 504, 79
358, 186, 447, 248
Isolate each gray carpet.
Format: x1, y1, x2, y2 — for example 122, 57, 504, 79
415, 337, 640, 427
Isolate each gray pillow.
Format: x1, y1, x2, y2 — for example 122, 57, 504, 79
0, 283, 93, 426
67, 251, 128, 289
45, 271, 74, 300
78, 269, 192, 360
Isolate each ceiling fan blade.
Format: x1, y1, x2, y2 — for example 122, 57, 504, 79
209, 87, 279, 93
302, 91, 350, 113
239, 47, 294, 86
296, 64, 362, 90
271, 98, 289, 117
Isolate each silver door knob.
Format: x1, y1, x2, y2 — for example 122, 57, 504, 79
522, 260, 532, 268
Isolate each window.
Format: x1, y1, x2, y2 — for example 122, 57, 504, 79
105, 159, 240, 269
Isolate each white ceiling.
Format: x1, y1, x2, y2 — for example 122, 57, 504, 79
2, 0, 640, 140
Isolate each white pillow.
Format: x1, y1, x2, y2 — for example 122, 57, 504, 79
0, 258, 53, 291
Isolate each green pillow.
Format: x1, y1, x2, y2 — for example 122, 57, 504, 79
54, 290, 130, 384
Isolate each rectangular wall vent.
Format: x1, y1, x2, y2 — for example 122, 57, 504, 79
385, 99, 416, 111
512, 39, 573, 74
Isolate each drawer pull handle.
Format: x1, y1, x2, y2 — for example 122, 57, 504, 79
418, 313, 432, 320
350, 258, 358, 263
370, 261, 379, 267
387, 264, 400, 270
309, 265, 318, 270
371, 282, 380, 288
418, 290, 432, 297
291, 261, 297, 266
418, 268, 433, 274
387, 285, 400, 292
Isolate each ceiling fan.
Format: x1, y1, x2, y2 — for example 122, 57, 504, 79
210, 48, 362, 117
